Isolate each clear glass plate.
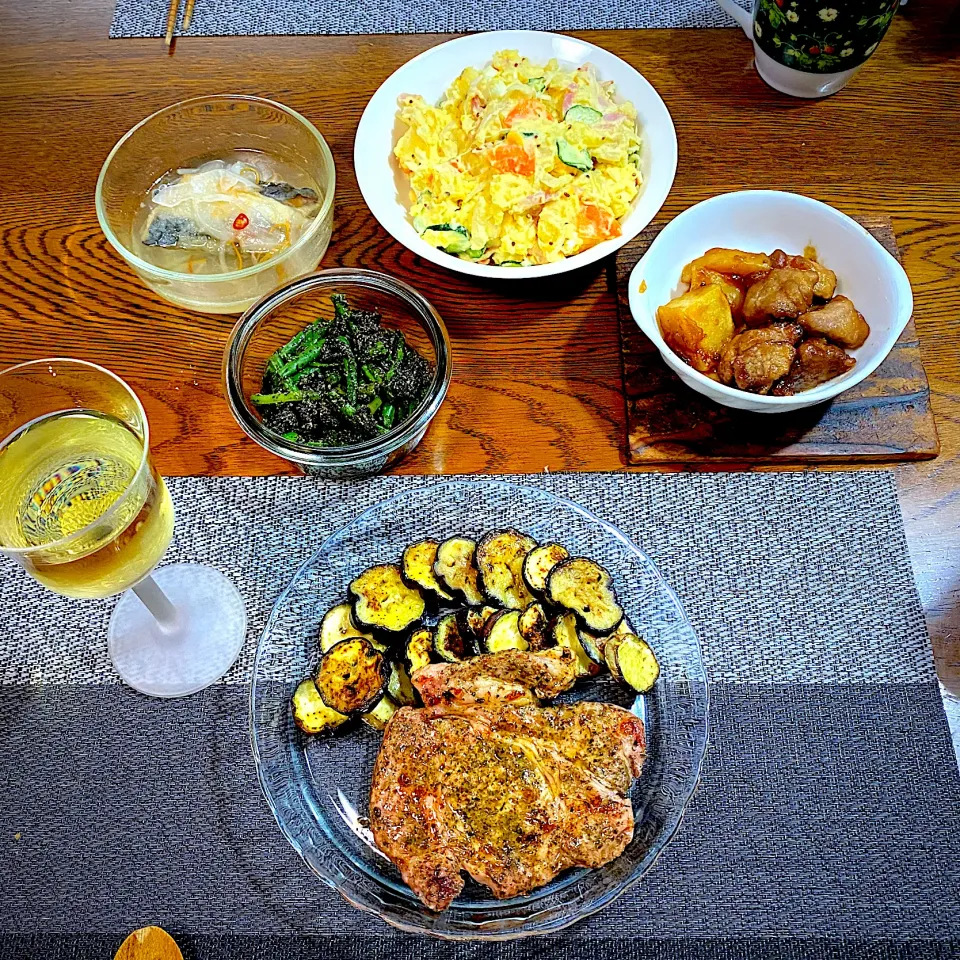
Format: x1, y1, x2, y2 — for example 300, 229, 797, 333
250, 480, 709, 939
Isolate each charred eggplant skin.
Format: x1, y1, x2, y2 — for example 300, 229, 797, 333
546, 557, 624, 635
434, 611, 473, 662
349, 563, 426, 638
475, 529, 537, 609
402, 539, 454, 602
315, 637, 387, 715
433, 536, 485, 606
522, 542, 570, 596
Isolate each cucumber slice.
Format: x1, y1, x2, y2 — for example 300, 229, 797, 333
557, 139, 592, 172
564, 104, 603, 124
423, 223, 471, 254
291, 678, 348, 735
527, 77, 547, 92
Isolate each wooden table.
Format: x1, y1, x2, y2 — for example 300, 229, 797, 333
2, 2, 959, 724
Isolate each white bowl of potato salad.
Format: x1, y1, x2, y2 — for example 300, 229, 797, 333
355, 31, 677, 279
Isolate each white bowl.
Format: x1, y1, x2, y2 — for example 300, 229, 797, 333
354, 30, 677, 280
628, 190, 914, 413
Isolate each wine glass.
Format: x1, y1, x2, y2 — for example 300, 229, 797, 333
0, 358, 246, 697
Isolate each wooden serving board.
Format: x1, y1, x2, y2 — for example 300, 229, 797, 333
614, 217, 940, 465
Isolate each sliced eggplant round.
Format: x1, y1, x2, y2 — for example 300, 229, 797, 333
433, 536, 485, 606
387, 661, 418, 707
291, 678, 348, 735
315, 637, 386, 715
551, 611, 601, 679
457, 604, 499, 645
349, 564, 426, 638
518, 601, 554, 651
546, 557, 624, 635
405, 626, 435, 673
612, 633, 660, 694
476, 529, 537, 609
576, 627, 606, 667
434, 611, 472, 662
319, 602, 385, 654
402, 539, 454, 602
362, 694, 400, 731
522, 542, 569, 596
604, 633, 625, 683
482, 609, 529, 653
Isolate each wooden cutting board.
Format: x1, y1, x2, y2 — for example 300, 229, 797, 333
614, 217, 939, 464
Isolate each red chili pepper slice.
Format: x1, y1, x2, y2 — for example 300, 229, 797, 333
233, 213, 249, 230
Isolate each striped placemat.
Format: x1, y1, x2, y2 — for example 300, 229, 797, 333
110, 0, 740, 39
2, 471, 959, 958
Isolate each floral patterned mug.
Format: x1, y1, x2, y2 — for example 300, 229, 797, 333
715, 0, 900, 97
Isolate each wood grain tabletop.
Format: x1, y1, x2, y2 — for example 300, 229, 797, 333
1, 2, 958, 719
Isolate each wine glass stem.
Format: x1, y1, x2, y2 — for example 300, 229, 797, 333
132, 574, 181, 632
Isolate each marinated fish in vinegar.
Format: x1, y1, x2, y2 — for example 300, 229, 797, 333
137, 158, 321, 274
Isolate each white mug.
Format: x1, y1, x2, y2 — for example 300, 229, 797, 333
715, 0, 897, 98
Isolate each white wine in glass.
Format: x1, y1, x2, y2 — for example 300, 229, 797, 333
0, 359, 246, 697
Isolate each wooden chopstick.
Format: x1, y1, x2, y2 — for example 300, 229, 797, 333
164, 0, 181, 46
182, 0, 196, 31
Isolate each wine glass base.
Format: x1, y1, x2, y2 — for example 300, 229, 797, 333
108, 563, 247, 698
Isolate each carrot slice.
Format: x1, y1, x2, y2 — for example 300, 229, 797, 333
577, 203, 622, 245
488, 141, 536, 177
504, 98, 550, 127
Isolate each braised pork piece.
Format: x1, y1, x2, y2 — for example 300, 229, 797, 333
657, 246, 869, 395
369, 650, 646, 912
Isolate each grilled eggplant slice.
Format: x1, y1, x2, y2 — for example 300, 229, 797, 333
291, 678, 349, 735
577, 627, 606, 666
604, 632, 626, 682
476, 529, 537, 609
518, 601, 554, 651
551, 611, 601, 679
402, 539, 454, 602
434, 537, 485, 606
315, 638, 386, 715
522, 542, 569, 596
362, 694, 400, 731
405, 626, 435, 673
319, 602, 386, 654
434, 611, 472, 662
457, 604, 499, 644
612, 633, 660, 694
546, 557, 624, 635
482, 609, 529, 653
349, 564, 426, 638
387, 661, 417, 706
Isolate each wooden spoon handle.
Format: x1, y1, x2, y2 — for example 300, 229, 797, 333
114, 926, 183, 960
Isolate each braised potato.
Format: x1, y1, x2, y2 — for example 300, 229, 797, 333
693, 267, 746, 319
680, 248, 772, 284
656, 285, 735, 373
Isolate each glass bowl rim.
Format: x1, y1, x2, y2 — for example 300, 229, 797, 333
94, 94, 336, 284
222, 267, 452, 466
248, 477, 710, 939
0, 358, 152, 559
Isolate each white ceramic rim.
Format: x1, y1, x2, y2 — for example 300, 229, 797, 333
354, 30, 678, 280
627, 189, 915, 407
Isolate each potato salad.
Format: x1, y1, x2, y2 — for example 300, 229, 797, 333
394, 50, 643, 266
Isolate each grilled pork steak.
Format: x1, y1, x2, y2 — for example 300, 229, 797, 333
369, 651, 645, 912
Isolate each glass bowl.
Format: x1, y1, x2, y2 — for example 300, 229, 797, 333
95, 95, 335, 315
223, 268, 451, 479
250, 480, 709, 939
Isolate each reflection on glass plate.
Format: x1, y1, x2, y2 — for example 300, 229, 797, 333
250, 480, 708, 939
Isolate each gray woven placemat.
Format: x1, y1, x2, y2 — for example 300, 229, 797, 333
110, 0, 740, 39
2, 471, 959, 959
